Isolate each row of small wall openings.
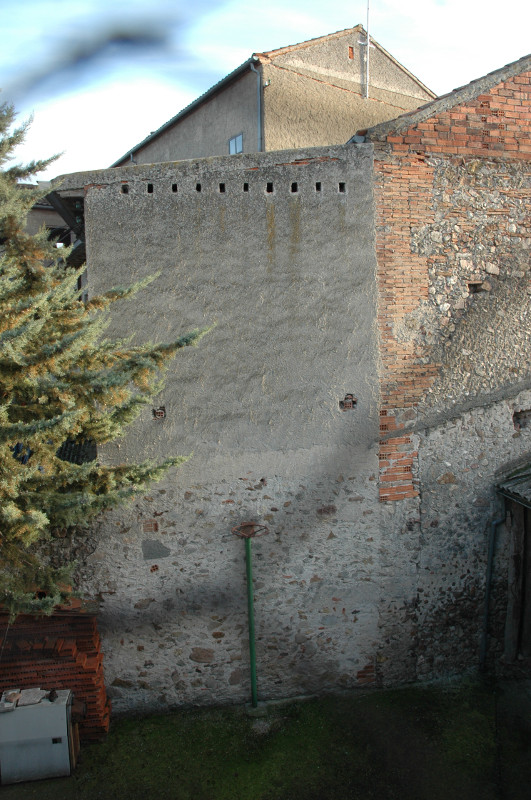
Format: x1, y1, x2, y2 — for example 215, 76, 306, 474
121, 182, 347, 195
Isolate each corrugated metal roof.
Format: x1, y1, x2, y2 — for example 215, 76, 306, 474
497, 467, 531, 509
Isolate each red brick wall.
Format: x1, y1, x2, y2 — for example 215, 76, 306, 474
375, 152, 440, 501
374, 70, 531, 501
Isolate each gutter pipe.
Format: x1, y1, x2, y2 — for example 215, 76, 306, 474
479, 512, 506, 671
249, 61, 263, 152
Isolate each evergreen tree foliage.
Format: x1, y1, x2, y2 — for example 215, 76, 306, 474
0, 103, 206, 617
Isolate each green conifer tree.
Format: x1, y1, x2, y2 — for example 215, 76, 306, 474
0, 103, 206, 617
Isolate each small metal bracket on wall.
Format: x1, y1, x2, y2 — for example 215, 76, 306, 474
152, 406, 166, 420
339, 394, 357, 411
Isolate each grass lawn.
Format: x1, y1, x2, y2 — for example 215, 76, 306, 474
2, 678, 528, 800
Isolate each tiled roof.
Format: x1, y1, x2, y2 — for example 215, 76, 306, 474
352, 52, 531, 143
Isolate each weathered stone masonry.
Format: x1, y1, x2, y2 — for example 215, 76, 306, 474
52, 55, 531, 713
372, 65, 531, 501
368, 61, 531, 677
59, 146, 404, 714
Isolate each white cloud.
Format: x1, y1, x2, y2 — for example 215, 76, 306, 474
13, 80, 195, 179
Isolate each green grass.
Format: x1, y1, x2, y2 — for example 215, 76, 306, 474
2, 679, 525, 800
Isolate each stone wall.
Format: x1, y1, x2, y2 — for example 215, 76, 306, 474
54, 63, 531, 710
59, 146, 399, 714
369, 65, 531, 679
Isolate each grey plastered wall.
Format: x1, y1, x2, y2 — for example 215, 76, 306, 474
125, 70, 259, 165
58, 145, 424, 713
269, 31, 433, 103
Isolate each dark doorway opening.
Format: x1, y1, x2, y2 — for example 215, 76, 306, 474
505, 502, 531, 661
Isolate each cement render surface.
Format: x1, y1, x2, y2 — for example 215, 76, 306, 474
65, 145, 404, 713
127, 70, 259, 164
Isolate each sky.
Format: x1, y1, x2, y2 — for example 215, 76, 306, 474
1, 0, 530, 181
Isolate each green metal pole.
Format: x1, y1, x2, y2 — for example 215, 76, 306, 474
245, 536, 258, 707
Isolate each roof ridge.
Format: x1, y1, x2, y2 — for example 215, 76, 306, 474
257, 25, 364, 59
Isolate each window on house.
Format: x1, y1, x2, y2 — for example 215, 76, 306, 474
229, 133, 243, 155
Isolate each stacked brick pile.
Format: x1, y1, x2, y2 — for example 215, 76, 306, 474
0, 605, 110, 740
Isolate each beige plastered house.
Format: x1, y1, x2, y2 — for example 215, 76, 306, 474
111, 25, 435, 166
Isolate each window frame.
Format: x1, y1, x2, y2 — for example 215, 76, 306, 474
228, 132, 243, 155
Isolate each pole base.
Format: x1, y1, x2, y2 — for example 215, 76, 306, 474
245, 701, 268, 718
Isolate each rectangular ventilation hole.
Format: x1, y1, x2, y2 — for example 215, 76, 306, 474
468, 282, 484, 294
147, 183, 153, 194
243, 182, 249, 192
266, 182, 273, 193
514, 409, 531, 430
219, 183, 226, 193
196, 183, 202, 192
291, 182, 298, 193
315, 182, 321, 192
338, 182, 346, 193
172, 183, 178, 193
121, 184, 129, 194
348, 45, 354, 59
143, 519, 159, 533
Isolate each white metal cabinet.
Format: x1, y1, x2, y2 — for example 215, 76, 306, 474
0, 690, 74, 784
